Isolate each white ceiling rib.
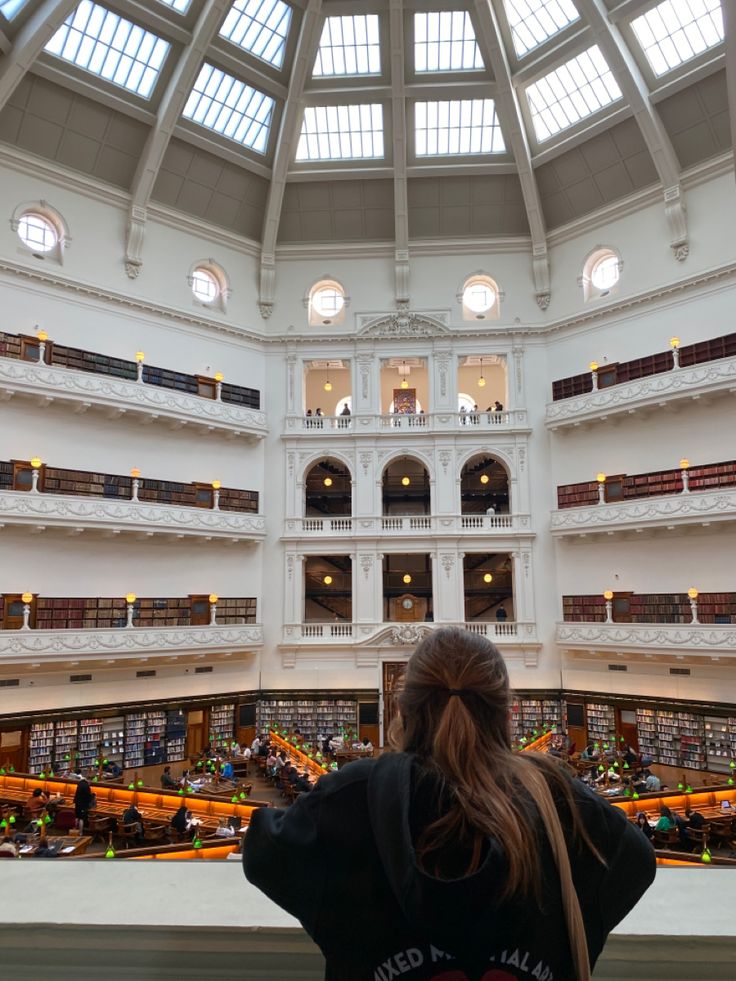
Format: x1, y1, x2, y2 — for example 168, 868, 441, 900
0, 0, 78, 113
258, 0, 323, 320
473, 0, 551, 309
124, 0, 232, 280
390, 0, 409, 307
576, 0, 689, 259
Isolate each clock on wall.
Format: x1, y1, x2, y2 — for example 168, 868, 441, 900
401, 597, 414, 611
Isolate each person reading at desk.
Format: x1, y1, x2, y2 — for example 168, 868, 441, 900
171, 805, 193, 839
122, 802, 144, 843
244, 626, 654, 981
160, 766, 178, 790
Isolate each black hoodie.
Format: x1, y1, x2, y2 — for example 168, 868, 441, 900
243, 753, 655, 981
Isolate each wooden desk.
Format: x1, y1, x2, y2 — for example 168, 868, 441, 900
19, 835, 92, 857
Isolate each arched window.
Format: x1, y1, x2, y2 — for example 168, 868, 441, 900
580, 247, 622, 302
459, 273, 501, 321
308, 278, 347, 327
11, 201, 69, 264
188, 260, 230, 312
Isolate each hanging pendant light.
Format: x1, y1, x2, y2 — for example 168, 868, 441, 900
400, 360, 409, 389
478, 359, 486, 388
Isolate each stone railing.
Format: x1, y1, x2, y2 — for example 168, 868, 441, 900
0, 356, 268, 438
550, 487, 736, 537
0, 623, 264, 664
556, 621, 736, 657
285, 513, 532, 537
545, 354, 736, 430
0, 489, 266, 540
285, 408, 529, 434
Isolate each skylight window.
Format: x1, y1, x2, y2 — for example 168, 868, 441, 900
631, 0, 723, 77
504, 0, 580, 58
182, 64, 275, 153
157, 0, 190, 13
313, 15, 381, 76
44, 2, 170, 99
295, 105, 384, 161
219, 0, 292, 69
0, 0, 31, 19
525, 45, 622, 142
415, 100, 505, 156
414, 11, 484, 72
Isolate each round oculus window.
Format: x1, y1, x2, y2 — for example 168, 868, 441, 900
590, 254, 620, 291
191, 267, 220, 303
463, 280, 496, 314
18, 213, 57, 253
312, 285, 345, 318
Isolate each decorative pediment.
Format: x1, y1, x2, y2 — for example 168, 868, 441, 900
365, 623, 434, 647
358, 311, 450, 339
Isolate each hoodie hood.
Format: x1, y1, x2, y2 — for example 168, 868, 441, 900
367, 752, 514, 961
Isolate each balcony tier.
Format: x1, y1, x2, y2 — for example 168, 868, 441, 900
285, 409, 530, 435
281, 621, 540, 667
0, 358, 268, 438
284, 513, 533, 539
0, 490, 266, 541
550, 488, 736, 538
545, 354, 736, 431
556, 622, 736, 657
0, 623, 263, 665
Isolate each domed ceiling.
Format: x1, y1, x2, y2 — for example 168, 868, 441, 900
0, 0, 731, 311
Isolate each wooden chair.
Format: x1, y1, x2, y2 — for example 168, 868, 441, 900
86, 813, 113, 843
653, 827, 680, 849
116, 822, 141, 849
142, 822, 168, 844
684, 824, 711, 851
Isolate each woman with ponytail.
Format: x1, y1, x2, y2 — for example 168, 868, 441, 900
244, 627, 655, 980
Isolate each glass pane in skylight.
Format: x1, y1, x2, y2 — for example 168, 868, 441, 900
44, 1, 170, 99
415, 99, 505, 155
219, 0, 292, 69
504, 0, 580, 58
313, 15, 381, 76
182, 63, 275, 154
414, 11, 484, 72
295, 104, 384, 161
0, 0, 31, 19
631, 0, 723, 77
525, 45, 622, 142
157, 0, 191, 12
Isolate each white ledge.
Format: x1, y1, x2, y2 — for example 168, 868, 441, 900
284, 513, 533, 539
0, 623, 263, 664
546, 355, 736, 430
550, 488, 736, 537
556, 621, 736, 657
0, 490, 266, 541
285, 409, 530, 435
0, 357, 268, 438
281, 621, 540, 667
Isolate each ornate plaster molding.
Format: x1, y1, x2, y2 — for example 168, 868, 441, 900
546, 355, 736, 430
357, 310, 450, 338
556, 622, 736, 656
0, 491, 266, 540
0, 358, 268, 438
0, 624, 264, 663
551, 489, 736, 536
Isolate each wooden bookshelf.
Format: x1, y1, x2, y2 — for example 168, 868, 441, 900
557, 459, 736, 509
552, 331, 736, 402
562, 592, 736, 624
0, 330, 260, 409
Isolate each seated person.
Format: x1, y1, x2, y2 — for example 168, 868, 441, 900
580, 743, 598, 761
643, 770, 661, 793
222, 760, 234, 780
655, 805, 676, 832
635, 813, 653, 840
0, 835, 18, 857
121, 803, 144, 840
26, 788, 49, 820
361, 738, 374, 754
160, 766, 179, 790
215, 817, 236, 837
170, 805, 191, 838
293, 770, 313, 794
103, 760, 122, 778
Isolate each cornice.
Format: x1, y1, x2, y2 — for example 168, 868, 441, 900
557, 622, 736, 656
0, 357, 268, 438
545, 354, 736, 429
0, 490, 266, 540
550, 489, 736, 536
0, 624, 264, 663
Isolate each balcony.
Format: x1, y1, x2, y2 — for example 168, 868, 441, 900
556, 621, 736, 658
545, 353, 736, 431
0, 489, 266, 541
284, 513, 533, 539
285, 409, 530, 436
281, 620, 540, 667
0, 357, 268, 439
0, 623, 264, 666
550, 487, 736, 538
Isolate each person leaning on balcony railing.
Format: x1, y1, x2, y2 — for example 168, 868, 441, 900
243, 626, 655, 981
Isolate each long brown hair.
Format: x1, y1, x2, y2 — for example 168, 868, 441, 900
388, 626, 603, 899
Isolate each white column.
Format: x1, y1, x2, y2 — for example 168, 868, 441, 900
355, 552, 379, 623
435, 550, 461, 622
355, 352, 376, 414
429, 346, 453, 413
